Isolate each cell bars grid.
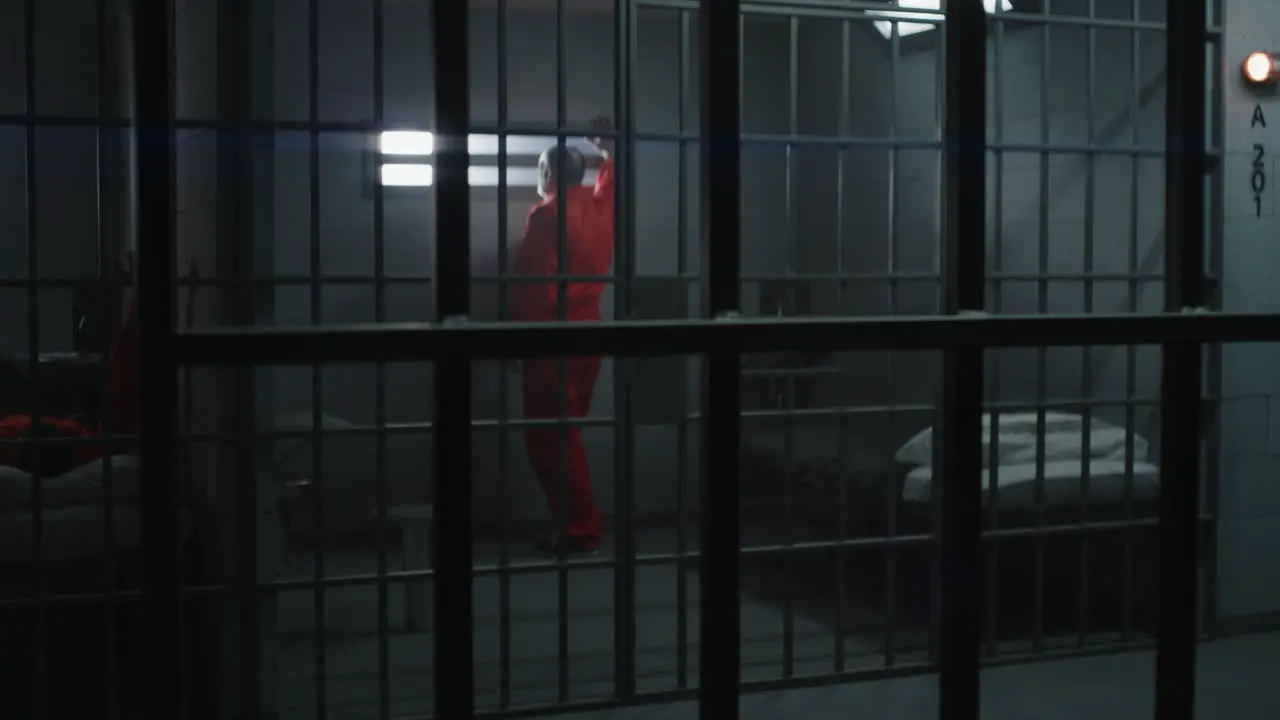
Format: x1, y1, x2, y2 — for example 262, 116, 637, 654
101, 0, 1219, 719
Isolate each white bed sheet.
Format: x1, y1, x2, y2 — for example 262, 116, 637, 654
0, 504, 191, 565
901, 458, 1161, 510
895, 412, 1150, 468
0, 456, 139, 515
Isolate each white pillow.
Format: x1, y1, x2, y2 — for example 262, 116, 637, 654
894, 412, 1147, 467
0, 455, 139, 515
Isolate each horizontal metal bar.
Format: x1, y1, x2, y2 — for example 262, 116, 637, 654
0, 277, 137, 288
0, 271, 1173, 289
175, 312, 1280, 364
0, 113, 1219, 158
993, 11, 1201, 33
0, 513, 1200, 612
0, 392, 1165, 447
630, 132, 1184, 159
634, 0, 1216, 34
11, 394, 1172, 451
160, 396, 1164, 441
475, 271, 1168, 283
641, 0, 904, 14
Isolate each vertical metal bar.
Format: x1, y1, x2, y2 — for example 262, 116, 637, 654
990, 6, 1003, 323
95, 1, 120, 714
306, 0, 327, 715
217, 0, 261, 712
677, 11, 691, 282
889, 20, 901, 318
882, 395, 900, 665
551, 0, 571, 705
779, 15, 799, 681
1200, 3, 1226, 635
832, 17, 850, 674
676, 415, 690, 683
932, 3, 945, 301
835, 16, 850, 315
432, 0, 474, 717
939, 1, 986, 719
554, 0, 569, 330
1121, 0, 1141, 642
1032, 0, 1052, 655
884, 20, 902, 669
985, 2, 1005, 661
371, 1, 391, 717
674, 9, 691, 689
781, 401, 796, 672
1156, 0, 1207, 716
233, 376, 258, 720
495, 0, 513, 708
134, 0, 183, 717
22, 1, 47, 716
698, 0, 742, 716
611, 0, 638, 702
984, 420, 1003, 657
929, 10, 949, 666
1077, 0, 1098, 647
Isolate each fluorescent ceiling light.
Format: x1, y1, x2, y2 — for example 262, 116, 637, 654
378, 163, 599, 188
869, 0, 1011, 39
380, 163, 435, 186
379, 130, 434, 155
377, 131, 598, 157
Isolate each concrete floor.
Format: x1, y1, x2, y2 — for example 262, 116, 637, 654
271, 530, 1280, 719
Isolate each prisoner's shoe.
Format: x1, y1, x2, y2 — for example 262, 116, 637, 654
536, 536, 601, 557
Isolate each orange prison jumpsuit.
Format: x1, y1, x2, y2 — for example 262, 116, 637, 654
509, 158, 615, 548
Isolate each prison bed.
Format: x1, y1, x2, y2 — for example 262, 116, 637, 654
0, 455, 218, 717
740, 411, 1161, 643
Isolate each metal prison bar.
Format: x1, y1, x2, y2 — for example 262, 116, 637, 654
124, 3, 1217, 720
0, 2, 1204, 720
433, 1, 475, 718
1159, 1, 1210, 718
134, 4, 182, 720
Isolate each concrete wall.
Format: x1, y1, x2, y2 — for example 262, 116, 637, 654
793, 2, 1169, 428
240, 2, 797, 532
1218, 0, 1280, 619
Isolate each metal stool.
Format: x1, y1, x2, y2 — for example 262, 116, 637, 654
386, 504, 434, 632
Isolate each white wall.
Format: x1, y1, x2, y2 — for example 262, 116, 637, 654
1217, 0, 1280, 618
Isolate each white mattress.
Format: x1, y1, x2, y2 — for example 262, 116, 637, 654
895, 412, 1149, 468
0, 455, 139, 514
901, 459, 1161, 510
0, 505, 191, 564
0, 455, 189, 565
